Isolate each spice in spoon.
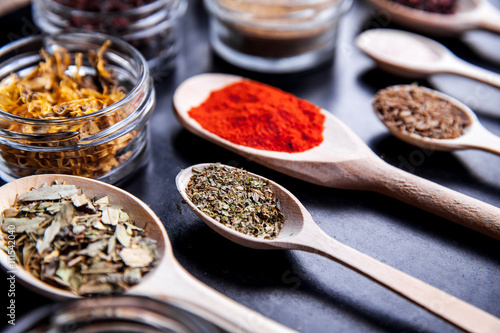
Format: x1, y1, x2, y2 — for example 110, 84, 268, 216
0, 181, 159, 295
373, 84, 471, 139
390, 0, 457, 14
186, 164, 284, 239
188, 80, 325, 153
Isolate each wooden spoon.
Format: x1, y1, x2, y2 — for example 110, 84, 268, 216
356, 28, 500, 88
172, 73, 500, 240
0, 0, 30, 17
0, 174, 296, 333
365, 0, 500, 36
176, 163, 500, 333
373, 84, 500, 155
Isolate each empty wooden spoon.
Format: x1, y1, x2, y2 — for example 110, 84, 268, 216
366, 0, 500, 36
172, 73, 500, 240
356, 28, 500, 88
0, 174, 295, 333
176, 163, 500, 333
373, 84, 500, 155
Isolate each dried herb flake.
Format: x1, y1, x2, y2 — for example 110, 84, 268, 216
0, 181, 159, 296
186, 164, 284, 239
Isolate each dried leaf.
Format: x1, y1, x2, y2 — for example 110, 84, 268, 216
56, 261, 73, 285
54, 202, 76, 228
43, 249, 59, 263
72, 224, 86, 235
119, 248, 153, 268
82, 261, 122, 274
95, 196, 109, 206
71, 193, 89, 207
78, 239, 107, 257
2, 217, 46, 233
79, 282, 114, 295
22, 244, 35, 267
107, 235, 116, 256
3, 208, 19, 218
119, 211, 130, 223
18, 185, 78, 201
92, 220, 107, 230
124, 268, 141, 284
101, 206, 119, 226
67, 256, 84, 267
36, 219, 61, 254
115, 224, 130, 248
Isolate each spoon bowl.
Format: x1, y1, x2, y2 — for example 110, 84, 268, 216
173, 73, 500, 240
366, 0, 500, 36
176, 163, 500, 333
0, 174, 295, 333
356, 28, 500, 88
373, 85, 500, 155
175, 164, 307, 251
0, 174, 169, 301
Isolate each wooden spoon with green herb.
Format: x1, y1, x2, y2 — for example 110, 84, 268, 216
0, 174, 296, 333
173, 73, 500, 240
176, 163, 500, 333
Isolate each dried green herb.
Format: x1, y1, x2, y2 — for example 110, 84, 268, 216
186, 164, 284, 239
0, 181, 158, 296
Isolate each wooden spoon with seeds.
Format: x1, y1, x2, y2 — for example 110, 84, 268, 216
0, 174, 296, 333
373, 84, 500, 156
176, 163, 500, 333
365, 0, 500, 36
173, 73, 500, 240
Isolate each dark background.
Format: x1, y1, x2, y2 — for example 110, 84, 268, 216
1, 0, 500, 332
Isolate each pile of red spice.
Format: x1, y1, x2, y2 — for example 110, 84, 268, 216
390, 0, 457, 14
188, 81, 325, 153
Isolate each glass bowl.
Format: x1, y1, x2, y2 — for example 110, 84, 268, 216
0, 32, 155, 184
204, 0, 353, 73
32, 0, 188, 73
3, 296, 225, 333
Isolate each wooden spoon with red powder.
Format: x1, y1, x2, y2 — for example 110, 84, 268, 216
173, 73, 500, 241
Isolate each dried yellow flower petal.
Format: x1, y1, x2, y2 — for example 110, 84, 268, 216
0, 42, 140, 179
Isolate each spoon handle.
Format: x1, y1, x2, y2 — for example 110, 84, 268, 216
444, 56, 500, 88
475, 1, 500, 34
458, 123, 500, 156
131, 259, 297, 333
354, 157, 500, 240
289, 225, 500, 332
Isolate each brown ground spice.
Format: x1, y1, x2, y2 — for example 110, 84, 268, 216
373, 84, 471, 140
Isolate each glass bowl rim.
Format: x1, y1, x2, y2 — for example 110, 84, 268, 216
203, 0, 354, 30
0, 31, 150, 125
35, 0, 180, 17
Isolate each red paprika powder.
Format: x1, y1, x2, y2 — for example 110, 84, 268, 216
188, 80, 325, 153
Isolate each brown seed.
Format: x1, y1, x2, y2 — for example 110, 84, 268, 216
373, 84, 470, 140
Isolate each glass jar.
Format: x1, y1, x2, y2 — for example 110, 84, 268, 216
32, 0, 187, 74
0, 32, 155, 184
204, 0, 353, 73
3, 296, 226, 333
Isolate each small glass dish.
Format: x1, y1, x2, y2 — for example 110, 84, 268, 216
32, 0, 188, 74
0, 32, 155, 184
204, 0, 353, 73
3, 296, 225, 333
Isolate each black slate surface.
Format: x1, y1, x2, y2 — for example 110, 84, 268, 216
1, 0, 500, 332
